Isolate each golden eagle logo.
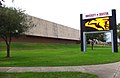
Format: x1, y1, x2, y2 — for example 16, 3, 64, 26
85, 17, 109, 31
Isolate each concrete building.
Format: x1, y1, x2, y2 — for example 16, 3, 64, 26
0, 15, 80, 44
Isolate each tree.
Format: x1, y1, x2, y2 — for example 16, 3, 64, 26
117, 23, 120, 38
0, 0, 14, 6
0, 0, 4, 6
0, 6, 34, 58
86, 33, 106, 44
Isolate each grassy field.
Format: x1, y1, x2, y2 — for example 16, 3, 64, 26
0, 72, 99, 78
0, 42, 120, 66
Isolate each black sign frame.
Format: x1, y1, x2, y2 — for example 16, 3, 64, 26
80, 9, 118, 52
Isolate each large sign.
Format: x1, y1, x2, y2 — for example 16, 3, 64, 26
84, 17, 110, 31
80, 9, 118, 52
82, 11, 112, 32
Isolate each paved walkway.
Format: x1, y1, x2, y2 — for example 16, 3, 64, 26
0, 62, 120, 78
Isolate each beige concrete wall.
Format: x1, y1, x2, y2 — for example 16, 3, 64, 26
26, 15, 80, 40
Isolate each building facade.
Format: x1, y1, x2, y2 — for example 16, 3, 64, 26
0, 15, 80, 44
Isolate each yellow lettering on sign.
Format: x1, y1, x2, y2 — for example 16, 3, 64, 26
85, 17, 109, 31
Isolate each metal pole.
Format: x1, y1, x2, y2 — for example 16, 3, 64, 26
83, 32, 86, 52
111, 30, 114, 52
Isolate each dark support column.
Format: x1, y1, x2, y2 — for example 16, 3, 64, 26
80, 14, 84, 51
111, 9, 118, 52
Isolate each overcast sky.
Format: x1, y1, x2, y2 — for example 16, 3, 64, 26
4, 0, 120, 30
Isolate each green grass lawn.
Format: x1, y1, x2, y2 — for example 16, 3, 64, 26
0, 42, 120, 66
0, 72, 99, 78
